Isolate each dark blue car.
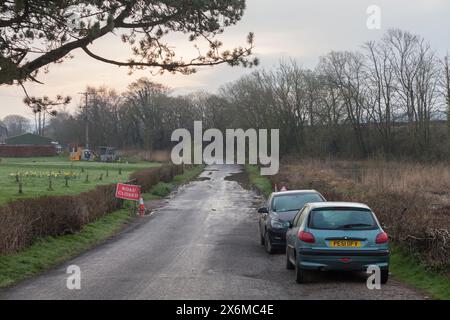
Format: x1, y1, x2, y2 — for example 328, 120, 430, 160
258, 190, 326, 254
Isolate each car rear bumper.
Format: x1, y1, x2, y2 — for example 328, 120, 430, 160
298, 249, 390, 271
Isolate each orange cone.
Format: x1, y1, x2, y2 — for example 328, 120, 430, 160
139, 197, 146, 217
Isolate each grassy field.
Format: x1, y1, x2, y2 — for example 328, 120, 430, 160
0, 155, 160, 205
0, 165, 204, 288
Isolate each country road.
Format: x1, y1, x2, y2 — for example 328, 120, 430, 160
0, 165, 425, 300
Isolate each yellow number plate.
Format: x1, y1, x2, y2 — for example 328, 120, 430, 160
330, 240, 361, 248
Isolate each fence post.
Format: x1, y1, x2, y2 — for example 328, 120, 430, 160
48, 177, 53, 191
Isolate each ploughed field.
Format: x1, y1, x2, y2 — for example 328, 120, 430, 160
0, 156, 160, 205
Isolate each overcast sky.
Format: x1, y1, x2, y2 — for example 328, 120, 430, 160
1, 0, 449, 119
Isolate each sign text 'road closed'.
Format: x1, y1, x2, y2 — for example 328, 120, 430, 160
115, 183, 141, 201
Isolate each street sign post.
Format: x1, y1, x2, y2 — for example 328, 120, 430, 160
116, 183, 142, 216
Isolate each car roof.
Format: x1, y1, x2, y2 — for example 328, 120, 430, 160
306, 202, 371, 210
271, 190, 321, 197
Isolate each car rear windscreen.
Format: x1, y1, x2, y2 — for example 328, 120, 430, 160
309, 208, 377, 230
273, 193, 324, 213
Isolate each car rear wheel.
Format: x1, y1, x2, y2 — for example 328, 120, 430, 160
286, 249, 294, 270
264, 231, 275, 254
381, 269, 389, 284
295, 258, 310, 284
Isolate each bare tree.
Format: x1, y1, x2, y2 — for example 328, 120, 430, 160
2, 114, 31, 136
363, 41, 396, 154
444, 55, 450, 151
313, 68, 346, 154
24, 95, 71, 136
37, 28, 448, 160
319, 51, 369, 156
383, 29, 441, 152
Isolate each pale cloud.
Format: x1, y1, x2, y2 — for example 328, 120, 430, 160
1, 0, 449, 118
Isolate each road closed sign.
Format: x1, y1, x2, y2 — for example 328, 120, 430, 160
115, 183, 141, 201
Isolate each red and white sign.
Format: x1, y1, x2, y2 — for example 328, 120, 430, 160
115, 183, 141, 201
274, 183, 288, 192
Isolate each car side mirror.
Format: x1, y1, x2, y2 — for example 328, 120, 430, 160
258, 207, 269, 214
288, 222, 293, 229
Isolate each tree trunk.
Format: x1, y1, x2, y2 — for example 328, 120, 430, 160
445, 56, 450, 153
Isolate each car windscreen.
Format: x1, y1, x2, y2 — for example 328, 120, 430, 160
308, 208, 377, 230
272, 193, 323, 213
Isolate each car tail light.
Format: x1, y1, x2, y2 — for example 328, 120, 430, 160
298, 231, 315, 243
376, 232, 389, 244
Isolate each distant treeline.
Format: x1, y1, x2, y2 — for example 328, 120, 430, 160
47, 29, 450, 160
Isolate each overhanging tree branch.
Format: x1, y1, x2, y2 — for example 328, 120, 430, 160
0, 0, 256, 86
81, 39, 255, 74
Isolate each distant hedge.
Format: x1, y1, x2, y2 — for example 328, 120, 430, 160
0, 145, 57, 157
0, 164, 183, 256
130, 164, 184, 192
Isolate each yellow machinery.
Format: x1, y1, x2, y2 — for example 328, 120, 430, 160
70, 145, 81, 161
69, 145, 93, 161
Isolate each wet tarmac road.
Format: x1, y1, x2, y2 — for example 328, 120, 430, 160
0, 165, 425, 300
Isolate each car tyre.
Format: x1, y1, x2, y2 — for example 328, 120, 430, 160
295, 259, 310, 284
264, 231, 275, 254
381, 269, 389, 284
286, 249, 295, 270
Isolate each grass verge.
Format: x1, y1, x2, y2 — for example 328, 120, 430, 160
0, 209, 131, 288
390, 246, 450, 300
245, 165, 273, 197
245, 164, 450, 300
142, 165, 205, 200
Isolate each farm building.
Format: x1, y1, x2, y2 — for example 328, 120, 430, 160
0, 133, 57, 157
5, 133, 53, 146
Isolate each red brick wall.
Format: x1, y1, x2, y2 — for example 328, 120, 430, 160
0, 145, 57, 157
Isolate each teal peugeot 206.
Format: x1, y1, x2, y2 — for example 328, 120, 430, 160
285, 202, 389, 284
